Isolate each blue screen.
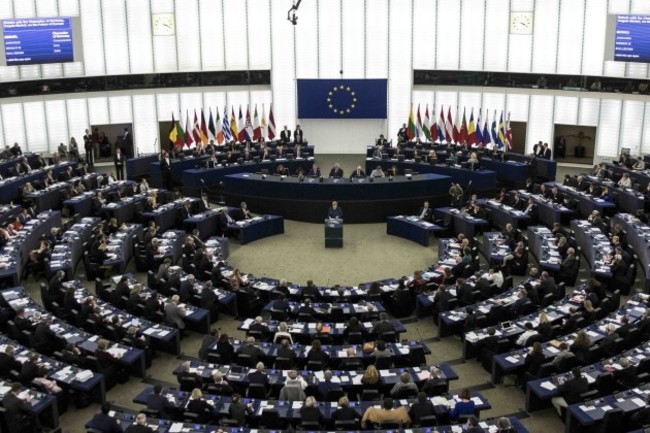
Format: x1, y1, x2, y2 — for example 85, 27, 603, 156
3, 17, 73, 65
614, 15, 650, 63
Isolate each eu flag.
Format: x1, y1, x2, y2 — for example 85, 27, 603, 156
297, 79, 388, 119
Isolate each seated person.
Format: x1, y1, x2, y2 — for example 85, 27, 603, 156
409, 392, 436, 425
361, 398, 411, 428
448, 388, 475, 421
390, 372, 419, 397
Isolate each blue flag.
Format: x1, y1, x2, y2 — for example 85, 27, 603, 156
297, 79, 388, 119
490, 111, 500, 148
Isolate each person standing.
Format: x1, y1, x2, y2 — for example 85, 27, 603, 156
84, 128, 94, 166
328, 201, 343, 220
160, 150, 172, 190
114, 148, 126, 181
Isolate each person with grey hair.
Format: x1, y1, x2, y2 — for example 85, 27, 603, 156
421, 366, 446, 396
317, 369, 338, 399
273, 321, 293, 344
390, 371, 419, 397
164, 294, 186, 332
247, 362, 269, 396
124, 412, 154, 433
372, 311, 395, 336
279, 370, 307, 401
599, 323, 620, 356
614, 356, 639, 389
237, 336, 265, 365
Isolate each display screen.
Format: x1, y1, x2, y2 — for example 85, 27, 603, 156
2, 17, 74, 65
609, 14, 650, 63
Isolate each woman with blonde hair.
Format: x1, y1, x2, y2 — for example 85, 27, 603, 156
537, 312, 552, 339
273, 321, 293, 344
570, 330, 591, 363
361, 364, 381, 389
187, 388, 212, 423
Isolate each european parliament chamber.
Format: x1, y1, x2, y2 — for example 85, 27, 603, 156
2, 2, 650, 433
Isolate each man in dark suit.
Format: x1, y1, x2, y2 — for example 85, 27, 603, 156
0, 345, 22, 378
538, 271, 556, 298
125, 413, 154, 433
327, 201, 343, 220
417, 201, 433, 222
549, 187, 563, 204
397, 123, 409, 143
19, 352, 41, 385
247, 362, 269, 386
13, 308, 35, 333
559, 247, 576, 280
160, 150, 172, 190
280, 125, 291, 144
541, 143, 552, 159
409, 392, 436, 425
510, 193, 526, 211
34, 316, 54, 355
329, 163, 344, 178
196, 193, 210, 212
238, 336, 265, 365
455, 278, 473, 306
122, 128, 133, 158
350, 165, 366, 179
523, 198, 538, 222
271, 293, 290, 312
307, 164, 321, 177
551, 368, 588, 416
610, 254, 627, 280
3, 382, 39, 433
574, 175, 589, 192
249, 316, 271, 339
372, 312, 395, 337
89, 402, 123, 433
147, 384, 176, 419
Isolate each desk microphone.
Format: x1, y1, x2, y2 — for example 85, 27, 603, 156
415, 326, 424, 343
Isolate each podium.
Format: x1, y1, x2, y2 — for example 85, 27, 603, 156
324, 219, 343, 248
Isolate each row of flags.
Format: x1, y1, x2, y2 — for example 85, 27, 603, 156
407, 105, 512, 151
169, 104, 277, 148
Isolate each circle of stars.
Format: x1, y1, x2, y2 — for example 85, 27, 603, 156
326, 85, 357, 115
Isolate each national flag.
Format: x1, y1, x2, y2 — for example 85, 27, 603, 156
459, 108, 468, 144
200, 108, 209, 144
192, 109, 201, 144
505, 112, 513, 151
261, 104, 268, 140
268, 103, 276, 139
467, 108, 477, 145
168, 112, 178, 146
423, 105, 431, 141
475, 110, 483, 146
207, 109, 216, 142
237, 106, 246, 142
445, 106, 453, 142
406, 105, 416, 140
416, 104, 422, 138
498, 111, 507, 149
230, 106, 238, 141
184, 110, 193, 147
175, 112, 186, 147
222, 108, 232, 142
253, 104, 261, 140
491, 110, 500, 148
482, 118, 490, 147
436, 106, 446, 142
244, 105, 254, 141
452, 108, 460, 143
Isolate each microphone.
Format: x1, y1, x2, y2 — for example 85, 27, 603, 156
200, 179, 206, 184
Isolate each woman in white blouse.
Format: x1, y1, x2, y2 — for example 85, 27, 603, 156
618, 173, 632, 188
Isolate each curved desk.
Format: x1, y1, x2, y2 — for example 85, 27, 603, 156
181, 159, 315, 197
364, 159, 496, 193
222, 173, 451, 223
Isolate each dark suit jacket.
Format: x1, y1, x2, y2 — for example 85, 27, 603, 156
557, 375, 589, 404
417, 207, 433, 222
125, 424, 155, 433
2, 392, 32, 431
372, 320, 394, 336
280, 130, 291, 143
247, 370, 269, 386
332, 406, 359, 421
350, 169, 366, 179
409, 401, 436, 424
147, 393, 175, 418
20, 360, 39, 384
90, 412, 123, 433
0, 353, 22, 377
